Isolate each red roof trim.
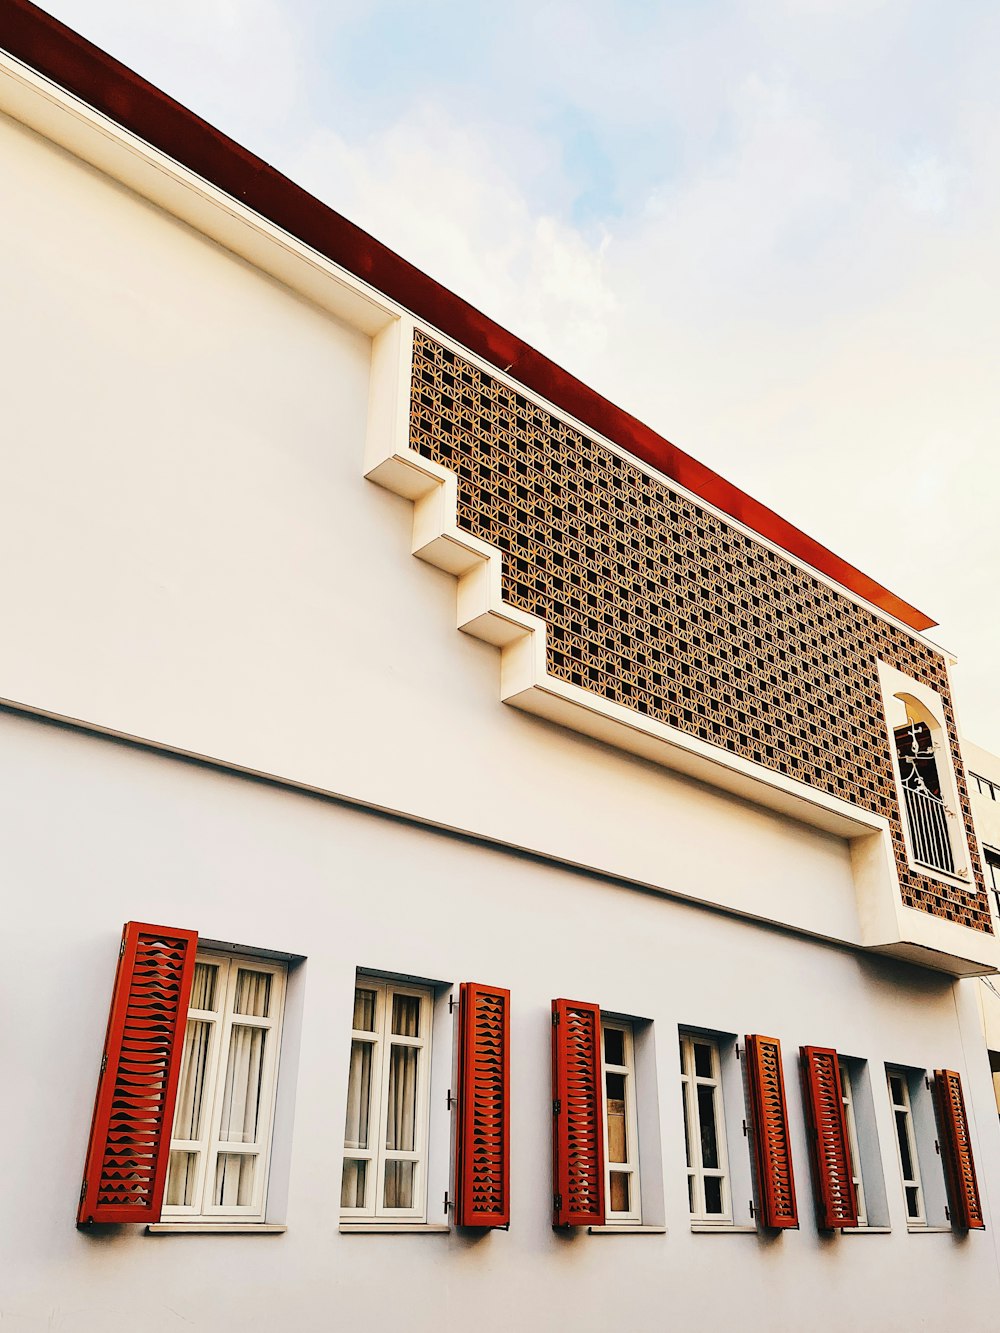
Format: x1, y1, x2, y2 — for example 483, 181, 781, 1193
1, 0, 935, 632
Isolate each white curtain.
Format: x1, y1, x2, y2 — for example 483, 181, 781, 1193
219, 1025, 266, 1143
189, 961, 218, 1011
234, 968, 271, 1018
174, 1019, 212, 1139
384, 1044, 418, 1208
344, 1041, 372, 1148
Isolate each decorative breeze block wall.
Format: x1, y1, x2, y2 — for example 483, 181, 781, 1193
409, 331, 989, 932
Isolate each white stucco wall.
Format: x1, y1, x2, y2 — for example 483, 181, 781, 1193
0, 106, 863, 948
3, 710, 1000, 1332
4, 79, 1000, 1333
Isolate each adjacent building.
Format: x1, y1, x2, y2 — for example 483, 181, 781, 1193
3, 4, 1000, 1328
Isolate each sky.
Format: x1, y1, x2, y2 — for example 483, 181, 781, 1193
43, 0, 1000, 751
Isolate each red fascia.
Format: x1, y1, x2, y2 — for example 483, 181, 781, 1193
0, 0, 935, 631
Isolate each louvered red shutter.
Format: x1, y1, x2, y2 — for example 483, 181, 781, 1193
744, 1034, 798, 1229
454, 982, 510, 1227
799, 1046, 858, 1229
551, 999, 605, 1227
933, 1069, 985, 1231
77, 922, 198, 1224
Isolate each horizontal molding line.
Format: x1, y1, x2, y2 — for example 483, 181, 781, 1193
0, 697, 870, 955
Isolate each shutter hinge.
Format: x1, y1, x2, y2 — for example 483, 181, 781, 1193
749, 1200, 755, 1219
119, 937, 126, 958
552, 1098, 561, 1116
935, 1139, 941, 1155
100, 1052, 107, 1075
444, 1191, 452, 1215
742, 1119, 748, 1138
449, 994, 457, 1014
945, 1205, 951, 1221
80, 1178, 87, 1203
736, 1045, 742, 1061
552, 1009, 560, 1027
446, 1089, 456, 1111
553, 1193, 563, 1212
925, 1076, 932, 1091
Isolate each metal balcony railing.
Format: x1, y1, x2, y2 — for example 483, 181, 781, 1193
901, 774, 955, 876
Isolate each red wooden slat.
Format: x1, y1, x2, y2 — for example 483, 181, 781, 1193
933, 1069, 985, 1231
745, 1034, 798, 1229
551, 999, 605, 1227
455, 982, 510, 1228
799, 1046, 858, 1229
77, 922, 198, 1224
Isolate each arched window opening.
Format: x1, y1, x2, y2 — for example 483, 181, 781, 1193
891, 693, 954, 876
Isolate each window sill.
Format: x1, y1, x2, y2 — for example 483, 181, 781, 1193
907, 1225, 953, 1234
588, 1224, 666, 1235
147, 1224, 287, 1234
339, 1223, 450, 1234
840, 1226, 892, 1236
690, 1223, 757, 1234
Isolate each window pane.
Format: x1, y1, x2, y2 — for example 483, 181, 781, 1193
604, 1028, 625, 1066
610, 1171, 630, 1213
165, 1151, 199, 1207
905, 1185, 921, 1219
681, 1083, 693, 1168
704, 1175, 724, 1214
391, 994, 420, 1037
895, 1110, 914, 1180
386, 1044, 419, 1150
889, 1074, 905, 1105
341, 1159, 367, 1209
384, 1160, 415, 1209
697, 1085, 720, 1169
218, 1025, 268, 1143
173, 1019, 213, 1140
694, 1042, 713, 1079
687, 1175, 696, 1212
214, 1153, 256, 1207
353, 988, 377, 1032
344, 1039, 374, 1149
606, 1073, 627, 1164
189, 962, 218, 1012
233, 969, 272, 1018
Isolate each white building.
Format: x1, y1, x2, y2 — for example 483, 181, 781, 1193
963, 738, 1000, 1121
3, 7, 1000, 1329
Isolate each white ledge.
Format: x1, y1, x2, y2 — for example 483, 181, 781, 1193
147, 1223, 287, 1234
588, 1224, 667, 1235
840, 1226, 892, 1236
907, 1225, 955, 1234
339, 1223, 450, 1234
690, 1223, 758, 1234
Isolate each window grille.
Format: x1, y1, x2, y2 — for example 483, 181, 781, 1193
894, 723, 955, 876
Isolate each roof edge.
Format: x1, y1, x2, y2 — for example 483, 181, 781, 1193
0, 0, 936, 632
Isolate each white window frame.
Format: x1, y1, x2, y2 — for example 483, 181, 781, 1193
162, 951, 286, 1225
839, 1060, 868, 1227
340, 977, 433, 1223
680, 1033, 732, 1225
983, 846, 1000, 921
887, 1069, 925, 1225
600, 1019, 642, 1225
876, 660, 970, 888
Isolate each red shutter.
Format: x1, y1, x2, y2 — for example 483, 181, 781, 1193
454, 982, 510, 1227
77, 922, 198, 1225
799, 1046, 858, 1229
933, 1069, 985, 1231
744, 1034, 798, 1229
551, 999, 605, 1227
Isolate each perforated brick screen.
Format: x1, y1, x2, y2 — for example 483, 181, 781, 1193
410, 331, 989, 931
